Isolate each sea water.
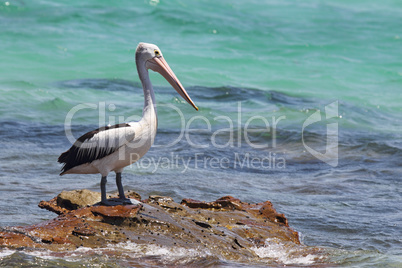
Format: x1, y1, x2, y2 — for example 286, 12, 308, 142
0, 0, 401, 266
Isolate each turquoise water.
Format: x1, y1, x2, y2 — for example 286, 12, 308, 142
0, 0, 401, 266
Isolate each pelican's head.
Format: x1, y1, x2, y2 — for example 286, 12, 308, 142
136, 42, 198, 111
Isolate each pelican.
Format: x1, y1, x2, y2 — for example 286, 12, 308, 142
58, 42, 198, 205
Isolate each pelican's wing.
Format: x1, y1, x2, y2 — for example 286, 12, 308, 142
58, 123, 135, 174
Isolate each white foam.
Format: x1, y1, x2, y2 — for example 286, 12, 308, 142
0, 249, 16, 258
107, 241, 212, 262
2, 239, 321, 265
24, 249, 60, 260
18, 241, 212, 264
251, 238, 321, 265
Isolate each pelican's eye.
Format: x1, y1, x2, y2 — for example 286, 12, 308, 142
154, 50, 160, 56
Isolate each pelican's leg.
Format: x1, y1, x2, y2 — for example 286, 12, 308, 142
116, 172, 126, 199
100, 176, 121, 206
116, 173, 132, 204
100, 176, 108, 204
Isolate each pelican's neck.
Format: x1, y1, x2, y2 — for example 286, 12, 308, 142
137, 62, 157, 124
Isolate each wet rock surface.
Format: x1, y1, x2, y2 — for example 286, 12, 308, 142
0, 190, 322, 263
57, 189, 101, 210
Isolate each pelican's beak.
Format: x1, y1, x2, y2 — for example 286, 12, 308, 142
146, 56, 199, 111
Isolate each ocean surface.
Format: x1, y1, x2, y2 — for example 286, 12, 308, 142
0, 0, 401, 266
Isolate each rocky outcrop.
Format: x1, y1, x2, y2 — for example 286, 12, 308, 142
0, 190, 315, 263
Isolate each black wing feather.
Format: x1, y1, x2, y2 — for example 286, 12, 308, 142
58, 123, 131, 174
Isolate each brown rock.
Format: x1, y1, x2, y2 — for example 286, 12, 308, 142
38, 197, 69, 215
72, 224, 96, 236
91, 204, 142, 219
0, 190, 319, 264
182, 196, 289, 226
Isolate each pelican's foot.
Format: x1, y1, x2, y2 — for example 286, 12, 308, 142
100, 198, 133, 206
118, 197, 134, 205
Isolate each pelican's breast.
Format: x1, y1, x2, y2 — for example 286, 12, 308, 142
105, 119, 157, 172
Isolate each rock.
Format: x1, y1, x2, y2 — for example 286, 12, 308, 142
57, 189, 101, 210
182, 195, 291, 228
38, 197, 69, 215
0, 190, 320, 263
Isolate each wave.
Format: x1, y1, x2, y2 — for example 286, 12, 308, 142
55, 78, 142, 92
1, 78, 401, 168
